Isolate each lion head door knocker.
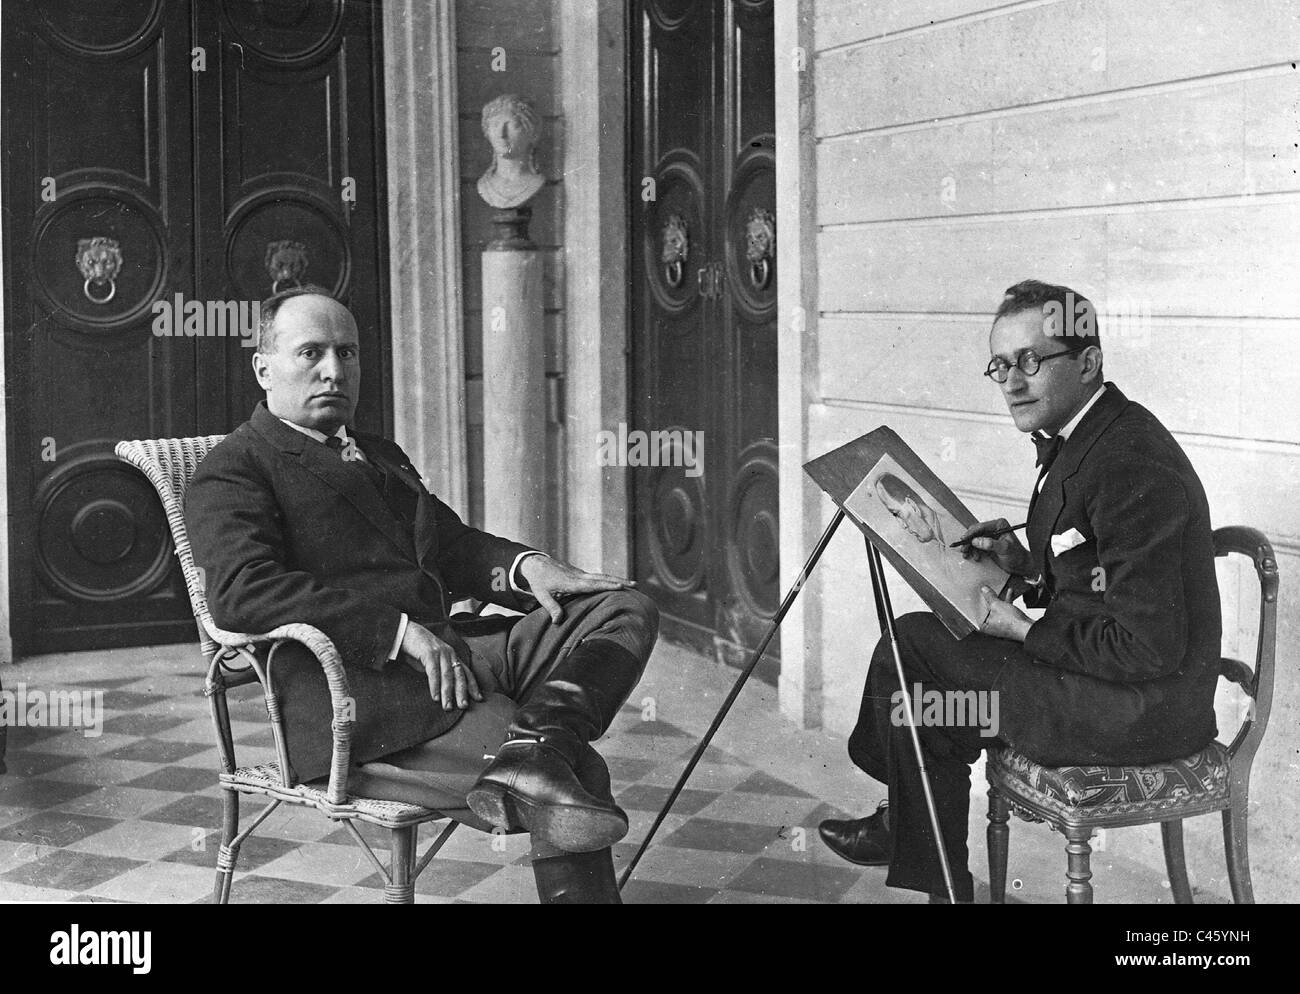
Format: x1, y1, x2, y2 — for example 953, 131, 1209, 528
265, 240, 309, 293
660, 214, 689, 289
76, 237, 123, 304
744, 208, 775, 291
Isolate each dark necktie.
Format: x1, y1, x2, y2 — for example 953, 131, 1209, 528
1027, 432, 1064, 523
326, 434, 416, 526
325, 433, 385, 487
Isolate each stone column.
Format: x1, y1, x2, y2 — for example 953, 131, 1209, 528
560, 0, 629, 574
382, 0, 467, 508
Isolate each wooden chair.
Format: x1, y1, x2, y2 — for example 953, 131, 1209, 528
985, 526, 1278, 904
115, 436, 470, 904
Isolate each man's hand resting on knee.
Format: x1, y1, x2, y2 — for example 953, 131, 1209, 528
400, 622, 483, 710
518, 556, 636, 625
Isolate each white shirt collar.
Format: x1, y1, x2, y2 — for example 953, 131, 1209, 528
1051, 383, 1106, 442
278, 417, 349, 446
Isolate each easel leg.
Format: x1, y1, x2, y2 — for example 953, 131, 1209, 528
617, 507, 848, 890
865, 538, 958, 904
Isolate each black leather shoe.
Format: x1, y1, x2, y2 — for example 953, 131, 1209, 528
818, 801, 892, 866
532, 847, 622, 904
468, 739, 629, 852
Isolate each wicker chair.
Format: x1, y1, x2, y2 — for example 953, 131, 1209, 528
985, 526, 1279, 904
115, 436, 466, 904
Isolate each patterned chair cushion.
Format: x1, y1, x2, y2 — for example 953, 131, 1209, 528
988, 742, 1229, 812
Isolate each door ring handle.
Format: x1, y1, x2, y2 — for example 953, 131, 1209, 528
83, 277, 116, 304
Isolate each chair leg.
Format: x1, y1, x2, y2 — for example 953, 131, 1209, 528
986, 788, 1010, 904
1222, 795, 1255, 904
1161, 819, 1194, 904
385, 825, 418, 904
213, 787, 240, 905
1064, 827, 1094, 904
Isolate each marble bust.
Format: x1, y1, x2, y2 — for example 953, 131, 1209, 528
476, 93, 546, 209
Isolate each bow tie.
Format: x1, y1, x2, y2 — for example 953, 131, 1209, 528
324, 434, 346, 453
1033, 432, 1064, 471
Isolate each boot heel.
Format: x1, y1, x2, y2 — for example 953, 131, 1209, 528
467, 781, 512, 832
532, 805, 628, 853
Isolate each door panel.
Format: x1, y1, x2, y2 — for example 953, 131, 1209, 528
3, 0, 197, 653
632, 1, 718, 645
631, 0, 779, 676
2, 0, 389, 655
718, 2, 778, 657
196, 0, 390, 438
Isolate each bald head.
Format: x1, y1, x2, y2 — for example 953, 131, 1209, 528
257, 285, 345, 354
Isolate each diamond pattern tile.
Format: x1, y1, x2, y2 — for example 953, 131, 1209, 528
0, 640, 1086, 903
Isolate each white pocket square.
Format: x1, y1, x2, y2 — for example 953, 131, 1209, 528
1050, 527, 1089, 557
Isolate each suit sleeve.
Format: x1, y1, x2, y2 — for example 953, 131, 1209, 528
184, 445, 404, 670
1023, 452, 1191, 682
1009, 573, 1048, 609
426, 491, 540, 611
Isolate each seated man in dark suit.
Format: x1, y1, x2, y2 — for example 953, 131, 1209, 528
185, 285, 658, 903
819, 279, 1221, 902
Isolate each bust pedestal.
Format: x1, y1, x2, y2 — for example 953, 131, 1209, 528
481, 205, 547, 549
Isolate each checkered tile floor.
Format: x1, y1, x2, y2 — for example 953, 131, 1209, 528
0, 640, 1230, 903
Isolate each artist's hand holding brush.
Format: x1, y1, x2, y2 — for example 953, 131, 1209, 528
953, 517, 1034, 576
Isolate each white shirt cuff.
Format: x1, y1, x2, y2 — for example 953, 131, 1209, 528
388, 613, 409, 661
510, 551, 548, 594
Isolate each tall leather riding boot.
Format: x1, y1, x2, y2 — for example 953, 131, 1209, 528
532, 848, 622, 904
467, 638, 644, 852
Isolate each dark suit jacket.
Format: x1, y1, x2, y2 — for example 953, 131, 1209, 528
184, 402, 535, 781
1014, 382, 1221, 760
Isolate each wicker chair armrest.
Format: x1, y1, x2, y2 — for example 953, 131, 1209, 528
204, 619, 353, 805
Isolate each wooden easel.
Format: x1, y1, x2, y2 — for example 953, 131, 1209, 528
617, 505, 957, 903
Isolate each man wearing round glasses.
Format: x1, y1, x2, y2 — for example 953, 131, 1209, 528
820, 279, 1222, 904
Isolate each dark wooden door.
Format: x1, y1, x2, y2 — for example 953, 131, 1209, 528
1, 0, 390, 656
193, 0, 391, 435
630, 0, 779, 678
